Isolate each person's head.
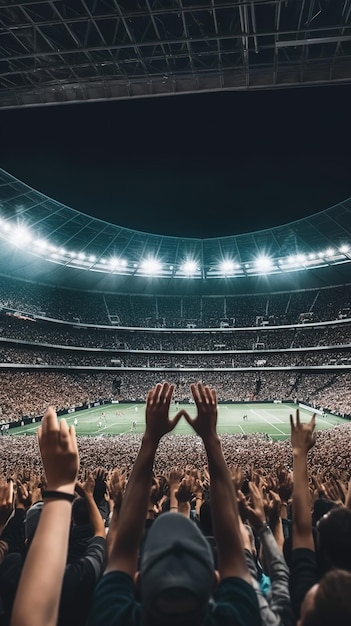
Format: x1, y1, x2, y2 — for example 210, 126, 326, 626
298, 569, 351, 626
317, 507, 351, 572
71, 496, 90, 525
138, 512, 218, 626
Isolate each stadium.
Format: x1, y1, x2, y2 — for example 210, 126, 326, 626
1, 2, 351, 626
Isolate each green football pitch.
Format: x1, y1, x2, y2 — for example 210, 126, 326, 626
9, 403, 347, 440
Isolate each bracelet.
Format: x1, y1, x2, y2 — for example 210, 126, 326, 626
42, 490, 76, 502
256, 521, 270, 534
170, 506, 178, 510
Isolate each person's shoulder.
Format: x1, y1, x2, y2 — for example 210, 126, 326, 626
209, 577, 260, 626
89, 571, 141, 626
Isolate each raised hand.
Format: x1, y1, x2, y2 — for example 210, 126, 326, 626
184, 382, 217, 441
145, 382, 183, 443
175, 476, 195, 504
106, 468, 126, 512
0, 479, 14, 530
15, 480, 33, 510
244, 482, 267, 528
276, 468, 293, 503
75, 472, 95, 498
290, 410, 316, 456
167, 468, 183, 490
37, 406, 79, 493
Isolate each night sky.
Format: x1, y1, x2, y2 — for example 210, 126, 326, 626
1, 84, 351, 238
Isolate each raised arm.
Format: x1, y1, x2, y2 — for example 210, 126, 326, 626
11, 406, 79, 626
75, 472, 106, 539
185, 382, 250, 582
105, 382, 182, 577
290, 410, 316, 550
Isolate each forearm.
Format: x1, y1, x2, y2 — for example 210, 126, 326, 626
292, 452, 313, 549
86, 493, 106, 538
345, 479, 351, 512
205, 436, 249, 580
106, 435, 157, 573
169, 486, 178, 511
177, 501, 190, 517
271, 517, 285, 552
11, 500, 72, 626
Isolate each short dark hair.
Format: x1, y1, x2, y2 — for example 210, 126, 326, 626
303, 569, 351, 626
317, 508, 351, 572
72, 497, 90, 525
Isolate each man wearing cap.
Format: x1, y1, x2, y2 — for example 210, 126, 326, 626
90, 381, 260, 625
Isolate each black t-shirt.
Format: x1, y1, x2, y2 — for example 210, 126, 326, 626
289, 548, 317, 619
89, 570, 261, 626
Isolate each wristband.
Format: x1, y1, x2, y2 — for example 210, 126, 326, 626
42, 490, 76, 502
256, 521, 270, 534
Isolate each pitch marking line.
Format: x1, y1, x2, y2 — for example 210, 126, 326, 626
250, 409, 286, 435
238, 425, 246, 434
262, 409, 284, 423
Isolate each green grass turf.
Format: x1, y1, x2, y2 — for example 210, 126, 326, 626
8, 403, 347, 440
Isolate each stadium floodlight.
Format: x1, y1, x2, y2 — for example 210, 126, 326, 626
255, 255, 272, 272
340, 244, 349, 253
109, 257, 120, 269
78, 252, 85, 260
89, 255, 96, 263
308, 253, 315, 259
70, 251, 76, 258
120, 259, 127, 267
59, 248, 66, 255
297, 254, 306, 263
182, 260, 198, 275
220, 260, 235, 274
1, 221, 10, 232
36, 239, 47, 250
141, 258, 162, 275
11, 226, 31, 246
325, 248, 334, 257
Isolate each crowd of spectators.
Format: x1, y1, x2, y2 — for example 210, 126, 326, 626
1, 370, 351, 423
1, 312, 351, 351
1, 275, 350, 327
1, 344, 350, 369
1, 421, 351, 477
1, 384, 351, 625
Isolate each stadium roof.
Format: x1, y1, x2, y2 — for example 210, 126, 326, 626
1, 166, 351, 294
1, 0, 351, 109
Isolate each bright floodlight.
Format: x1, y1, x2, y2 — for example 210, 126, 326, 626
89, 255, 96, 263
182, 260, 198, 275
109, 257, 120, 269
36, 239, 47, 250
340, 244, 349, 253
141, 258, 162, 274
78, 252, 85, 260
325, 248, 334, 257
11, 226, 31, 246
255, 255, 272, 272
220, 260, 235, 274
